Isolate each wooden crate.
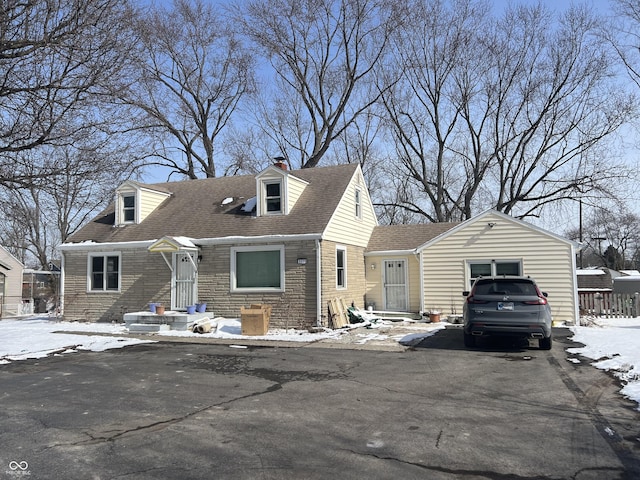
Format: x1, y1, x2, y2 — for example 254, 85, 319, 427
240, 304, 272, 335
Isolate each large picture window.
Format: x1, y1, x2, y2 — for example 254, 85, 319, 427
89, 253, 120, 291
231, 246, 284, 292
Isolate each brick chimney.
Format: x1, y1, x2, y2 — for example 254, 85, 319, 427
273, 156, 288, 170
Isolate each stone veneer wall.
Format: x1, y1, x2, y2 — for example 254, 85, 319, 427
62, 239, 320, 328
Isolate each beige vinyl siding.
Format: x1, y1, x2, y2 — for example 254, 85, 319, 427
420, 212, 577, 322
286, 175, 308, 212
365, 255, 421, 312
115, 185, 169, 224
139, 188, 171, 222
324, 169, 377, 247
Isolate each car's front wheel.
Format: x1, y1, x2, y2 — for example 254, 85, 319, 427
539, 336, 552, 350
464, 332, 476, 348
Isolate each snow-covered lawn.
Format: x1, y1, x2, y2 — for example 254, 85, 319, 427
569, 316, 640, 410
1, 315, 639, 410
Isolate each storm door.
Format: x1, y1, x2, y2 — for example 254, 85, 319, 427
384, 260, 408, 311
172, 252, 198, 310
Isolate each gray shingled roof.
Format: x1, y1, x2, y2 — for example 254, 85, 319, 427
68, 163, 359, 244
366, 222, 459, 252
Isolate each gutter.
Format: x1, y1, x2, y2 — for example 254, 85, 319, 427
59, 233, 323, 251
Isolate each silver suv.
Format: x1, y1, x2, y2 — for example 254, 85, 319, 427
462, 276, 552, 350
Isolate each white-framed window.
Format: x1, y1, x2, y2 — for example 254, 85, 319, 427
88, 252, 121, 292
355, 188, 362, 219
231, 245, 285, 292
466, 259, 522, 287
122, 194, 136, 223
264, 181, 282, 214
336, 246, 347, 289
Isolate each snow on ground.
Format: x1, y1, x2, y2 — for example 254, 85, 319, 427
0, 317, 155, 364
1, 314, 639, 410
569, 316, 640, 410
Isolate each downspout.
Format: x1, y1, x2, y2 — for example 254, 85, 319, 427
415, 249, 424, 315
59, 252, 65, 316
316, 239, 322, 326
570, 244, 580, 326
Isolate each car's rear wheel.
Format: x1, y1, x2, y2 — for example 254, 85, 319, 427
464, 332, 476, 348
539, 336, 552, 350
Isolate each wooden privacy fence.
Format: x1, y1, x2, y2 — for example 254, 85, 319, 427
578, 291, 639, 318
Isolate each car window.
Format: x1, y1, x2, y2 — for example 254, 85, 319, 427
474, 280, 537, 296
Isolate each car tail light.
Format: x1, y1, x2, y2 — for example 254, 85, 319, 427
523, 287, 547, 305
466, 295, 487, 304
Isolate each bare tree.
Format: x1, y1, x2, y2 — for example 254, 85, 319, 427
381, 1, 636, 222
571, 204, 640, 270
237, 0, 400, 169
120, 0, 254, 179
0, 0, 134, 189
0, 144, 137, 268
381, 0, 490, 222
487, 4, 635, 218
610, 0, 640, 89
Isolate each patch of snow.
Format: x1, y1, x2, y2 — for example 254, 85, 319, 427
569, 316, 640, 410
0, 317, 154, 363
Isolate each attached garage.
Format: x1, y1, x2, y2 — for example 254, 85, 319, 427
365, 210, 580, 323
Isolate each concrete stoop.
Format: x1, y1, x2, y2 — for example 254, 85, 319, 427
124, 311, 211, 331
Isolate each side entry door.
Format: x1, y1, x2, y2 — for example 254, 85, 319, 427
384, 260, 407, 311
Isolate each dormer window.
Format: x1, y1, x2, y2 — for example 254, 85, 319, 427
265, 181, 282, 214
123, 194, 136, 222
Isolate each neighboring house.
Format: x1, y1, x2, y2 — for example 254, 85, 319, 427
59, 163, 378, 327
23, 267, 61, 313
365, 210, 580, 323
59, 164, 581, 327
576, 267, 619, 292
0, 245, 24, 317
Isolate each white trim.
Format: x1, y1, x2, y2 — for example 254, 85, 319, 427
365, 250, 415, 257
60, 234, 323, 251
416, 209, 580, 252
336, 245, 347, 289
262, 178, 285, 215
60, 253, 66, 315
86, 251, 121, 293
354, 187, 362, 220
383, 258, 408, 311
464, 259, 523, 288
230, 245, 285, 293
316, 239, 322, 326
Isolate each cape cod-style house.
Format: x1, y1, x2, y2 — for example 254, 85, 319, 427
59, 163, 580, 328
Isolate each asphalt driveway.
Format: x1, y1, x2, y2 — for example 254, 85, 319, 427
0, 327, 639, 479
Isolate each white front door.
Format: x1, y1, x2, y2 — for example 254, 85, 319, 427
172, 252, 198, 310
384, 260, 407, 311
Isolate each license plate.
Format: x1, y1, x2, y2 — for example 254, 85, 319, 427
498, 302, 514, 311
